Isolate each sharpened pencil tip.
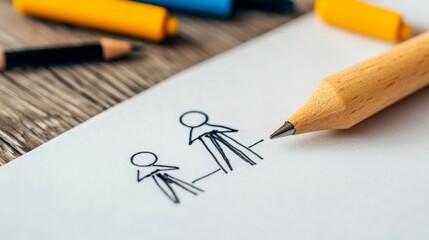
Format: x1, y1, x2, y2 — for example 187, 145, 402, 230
270, 121, 295, 139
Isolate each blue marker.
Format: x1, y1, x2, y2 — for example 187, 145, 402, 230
134, 0, 294, 18
137, 0, 232, 17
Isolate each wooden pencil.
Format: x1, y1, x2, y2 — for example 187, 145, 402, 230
271, 32, 429, 139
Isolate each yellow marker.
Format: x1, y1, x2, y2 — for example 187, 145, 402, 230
315, 0, 412, 42
14, 0, 179, 42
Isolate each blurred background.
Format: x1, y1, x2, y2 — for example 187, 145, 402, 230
0, 0, 312, 163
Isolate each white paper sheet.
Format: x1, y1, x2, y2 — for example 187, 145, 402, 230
1, 10, 429, 240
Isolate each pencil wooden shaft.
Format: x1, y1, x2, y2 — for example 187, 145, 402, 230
4, 45, 104, 68
0, 38, 132, 70
290, 32, 429, 134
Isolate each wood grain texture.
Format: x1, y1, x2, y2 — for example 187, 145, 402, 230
290, 32, 429, 134
0, 0, 301, 165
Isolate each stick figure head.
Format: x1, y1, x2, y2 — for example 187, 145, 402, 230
130, 151, 158, 167
179, 111, 209, 128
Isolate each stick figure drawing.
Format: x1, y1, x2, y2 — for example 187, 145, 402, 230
179, 111, 263, 174
130, 151, 203, 204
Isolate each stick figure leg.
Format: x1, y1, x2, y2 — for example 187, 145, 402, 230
164, 174, 204, 193
199, 138, 228, 173
219, 132, 263, 160
211, 133, 258, 166
208, 135, 234, 171
152, 175, 180, 204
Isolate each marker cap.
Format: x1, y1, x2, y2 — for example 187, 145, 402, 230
399, 23, 413, 41
315, 0, 413, 42
166, 17, 179, 36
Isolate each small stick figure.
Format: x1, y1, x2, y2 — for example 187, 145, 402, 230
179, 111, 263, 174
130, 151, 203, 204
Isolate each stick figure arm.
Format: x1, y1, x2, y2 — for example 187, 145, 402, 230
188, 128, 200, 145
207, 124, 238, 133
152, 164, 179, 172
188, 125, 237, 144
189, 128, 207, 144
137, 169, 158, 182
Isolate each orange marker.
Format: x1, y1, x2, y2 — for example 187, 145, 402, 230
315, 0, 412, 42
14, 0, 179, 42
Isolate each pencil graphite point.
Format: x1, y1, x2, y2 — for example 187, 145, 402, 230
270, 121, 295, 139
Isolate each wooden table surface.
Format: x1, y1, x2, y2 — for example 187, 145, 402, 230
0, 0, 306, 165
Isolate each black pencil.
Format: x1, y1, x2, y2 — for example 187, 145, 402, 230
0, 38, 135, 70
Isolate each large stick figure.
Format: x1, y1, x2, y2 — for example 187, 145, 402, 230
179, 111, 263, 174
130, 151, 203, 204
